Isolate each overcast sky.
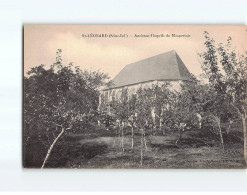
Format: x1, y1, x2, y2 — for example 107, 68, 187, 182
24, 25, 247, 79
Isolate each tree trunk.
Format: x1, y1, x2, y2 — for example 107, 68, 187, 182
118, 125, 121, 149
143, 129, 148, 150
140, 130, 143, 166
121, 125, 124, 152
218, 124, 224, 150
231, 104, 247, 164
131, 126, 134, 150
41, 127, 65, 169
226, 123, 231, 134
226, 120, 233, 134
162, 125, 166, 135
175, 129, 182, 145
210, 114, 224, 150
242, 116, 247, 165
215, 117, 224, 150
112, 127, 118, 147
159, 119, 162, 131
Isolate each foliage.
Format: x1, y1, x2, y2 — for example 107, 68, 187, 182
24, 56, 108, 167
135, 87, 153, 128
199, 31, 247, 117
198, 31, 247, 153
111, 88, 130, 123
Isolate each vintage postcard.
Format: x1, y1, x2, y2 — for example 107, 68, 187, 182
23, 25, 247, 169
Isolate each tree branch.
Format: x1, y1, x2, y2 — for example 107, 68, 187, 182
230, 103, 242, 117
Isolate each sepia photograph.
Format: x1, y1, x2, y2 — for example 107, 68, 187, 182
23, 25, 247, 169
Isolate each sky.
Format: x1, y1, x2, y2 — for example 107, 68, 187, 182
24, 25, 247, 79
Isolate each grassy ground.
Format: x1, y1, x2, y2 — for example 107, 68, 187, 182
53, 123, 246, 169
24, 121, 246, 168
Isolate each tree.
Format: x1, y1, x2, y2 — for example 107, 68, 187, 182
128, 93, 138, 149
178, 71, 238, 149
199, 32, 247, 159
135, 87, 151, 164
111, 88, 130, 151
24, 51, 108, 168
135, 87, 153, 129
151, 83, 173, 133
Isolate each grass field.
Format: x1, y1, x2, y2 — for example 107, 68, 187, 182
39, 122, 246, 169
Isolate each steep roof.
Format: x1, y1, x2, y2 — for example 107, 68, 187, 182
104, 50, 192, 90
